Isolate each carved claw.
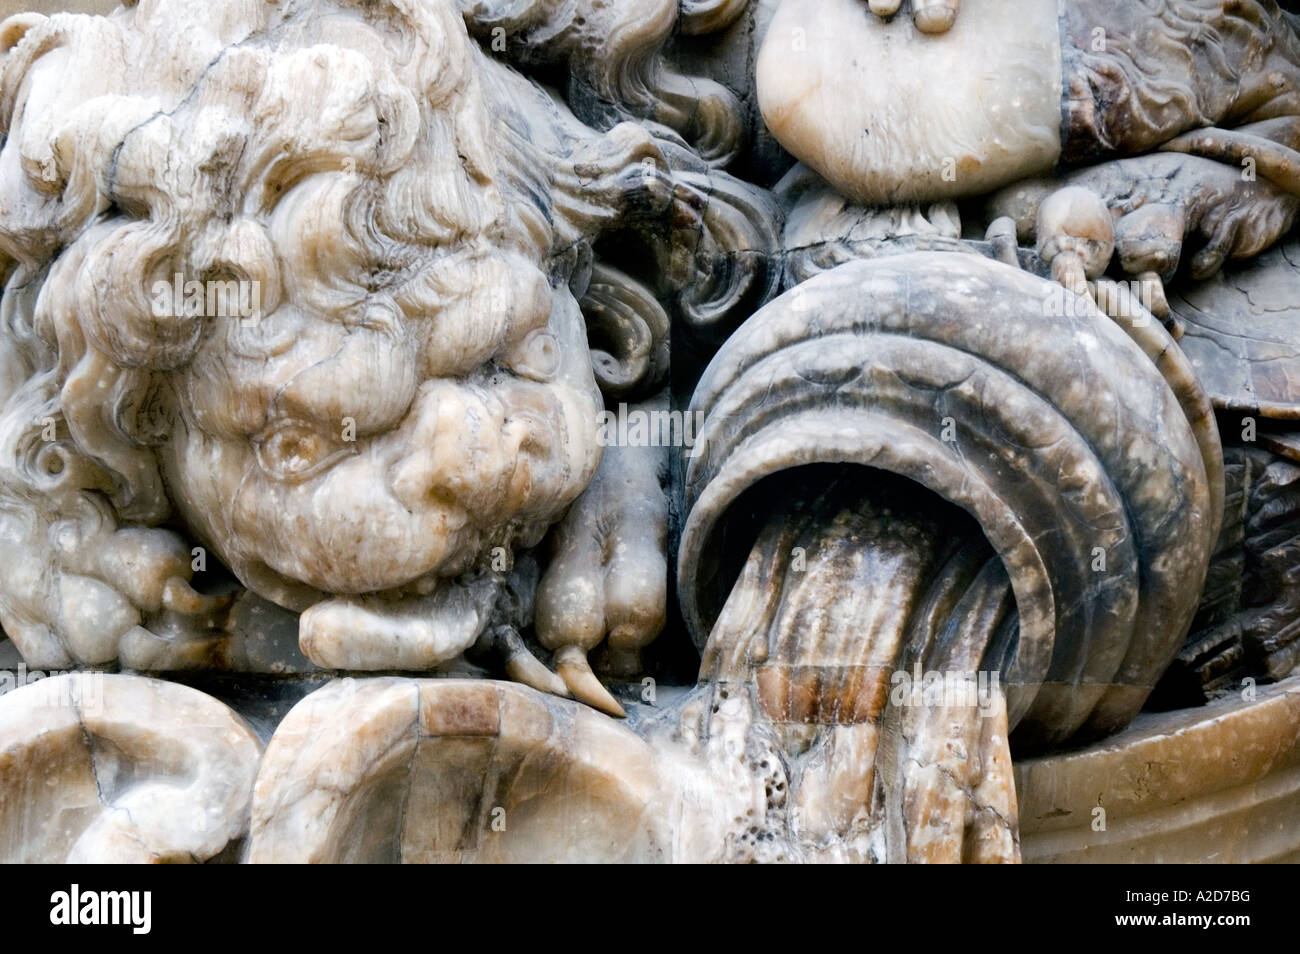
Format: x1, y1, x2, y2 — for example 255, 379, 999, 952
160, 576, 232, 616
474, 624, 571, 699
505, 651, 571, 699
555, 645, 626, 717
534, 395, 670, 717
1037, 186, 1115, 289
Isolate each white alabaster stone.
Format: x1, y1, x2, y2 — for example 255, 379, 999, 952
246, 678, 767, 863
757, 0, 1062, 204
0, 673, 262, 862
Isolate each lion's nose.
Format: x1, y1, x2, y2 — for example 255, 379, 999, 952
387, 382, 526, 519
389, 446, 445, 511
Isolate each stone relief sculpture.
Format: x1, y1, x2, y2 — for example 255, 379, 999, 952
0, 0, 771, 705
0, 0, 1299, 864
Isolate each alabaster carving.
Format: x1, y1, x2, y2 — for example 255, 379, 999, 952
2, 0, 1300, 865
1016, 674, 1300, 863
0, 0, 769, 712
247, 678, 770, 863
758, 0, 1063, 204
0, 672, 260, 862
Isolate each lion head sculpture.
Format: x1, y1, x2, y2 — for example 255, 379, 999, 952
0, 0, 775, 675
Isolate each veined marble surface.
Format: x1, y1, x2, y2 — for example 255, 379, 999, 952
1, 0, 1300, 864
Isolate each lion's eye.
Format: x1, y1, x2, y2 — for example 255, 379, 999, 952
253, 420, 351, 482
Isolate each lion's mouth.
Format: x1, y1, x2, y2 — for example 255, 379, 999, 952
233, 542, 491, 615
295, 567, 519, 671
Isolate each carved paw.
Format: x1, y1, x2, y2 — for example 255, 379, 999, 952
989, 153, 1300, 312
533, 396, 671, 716
0, 515, 223, 669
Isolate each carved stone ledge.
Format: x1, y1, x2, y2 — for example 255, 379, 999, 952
1017, 672, 1300, 863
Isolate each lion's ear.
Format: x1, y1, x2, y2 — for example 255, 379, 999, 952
0, 14, 44, 55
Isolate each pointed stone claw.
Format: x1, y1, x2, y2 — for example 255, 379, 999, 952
476, 624, 571, 698
555, 645, 626, 717
505, 646, 571, 699
161, 576, 232, 616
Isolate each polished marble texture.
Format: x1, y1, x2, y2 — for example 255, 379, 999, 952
1, 0, 1299, 863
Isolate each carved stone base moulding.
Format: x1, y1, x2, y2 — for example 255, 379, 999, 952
1, 0, 1299, 863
